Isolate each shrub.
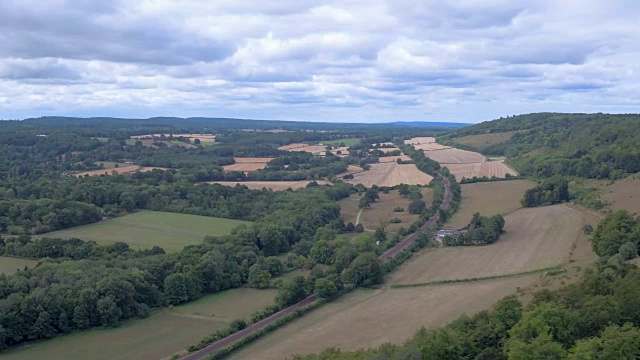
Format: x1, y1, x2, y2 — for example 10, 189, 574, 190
389, 218, 402, 224
393, 207, 405, 212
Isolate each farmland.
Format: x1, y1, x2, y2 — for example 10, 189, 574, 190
0, 256, 39, 274
222, 157, 273, 172
323, 138, 361, 146
131, 133, 216, 143
377, 154, 411, 163
72, 165, 170, 177
208, 180, 331, 191
599, 176, 640, 214
339, 188, 433, 232
454, 131, 516, 146
445, 179, 536, 229
404, 137, 436, 144
41, 210, 251, 252
413, 143, 451, 151
424, 148, 486, 164
345, 162, 433, 187
1, 288, 276, 360
443, 161, 518, 181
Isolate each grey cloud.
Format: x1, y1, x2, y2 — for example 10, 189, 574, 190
0, 59, 81, 80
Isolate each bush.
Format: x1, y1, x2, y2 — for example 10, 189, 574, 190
389, 218, 402, 224
393, 207, 405, 212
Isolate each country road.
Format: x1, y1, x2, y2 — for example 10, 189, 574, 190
182, 173, 452, 360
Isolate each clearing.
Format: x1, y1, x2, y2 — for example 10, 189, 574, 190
345, 162, 433, 187
389, 204, 598, 284
1, 288, 276, 360
454, 131, 516, 147
445, 180, 536, 229
222, 158, 273, 172
40, 210, 251, 252
0, 256, 39, 274
72, 165, 169, 177
444, 161, 518, 182
339, 189, 433, 232
424, 148, 487, 164
208, 181, 331, 191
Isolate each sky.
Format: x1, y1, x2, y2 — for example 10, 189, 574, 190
1, 0, 639, 123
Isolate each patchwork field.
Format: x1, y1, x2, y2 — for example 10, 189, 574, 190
0, 256, 39, 274
209, 180, 331, 191
222, 157, 273, 172
339, 189, 433, 232
389, 204, 597, 284
454, 131, 516, 147
345, 162, 433, 187
1, 288, 276, 360
444, 161, 518, 181
41, 211, 250, 252
229, 276, 540, 360
72, 166, 170, 177
445, 179, 536, 229
424, 148, 487, 164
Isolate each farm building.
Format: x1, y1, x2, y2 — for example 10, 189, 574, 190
435, 229, 463, 243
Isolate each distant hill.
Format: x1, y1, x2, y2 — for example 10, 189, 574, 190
388, 121, 471, 128
440, 112, 640, 180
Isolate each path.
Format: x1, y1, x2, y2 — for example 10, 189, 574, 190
355, 209, 363, 225
182, 174, 452, 360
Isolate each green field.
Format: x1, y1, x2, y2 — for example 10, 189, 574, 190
1, 288, 277, 360
323, 138, 361, 146
42, 210, 251, 252
0, 256, 39, 274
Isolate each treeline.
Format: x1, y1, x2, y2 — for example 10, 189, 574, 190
0, 200, 102, 235
591, 210, 640, 258
444, 212, 505, 246
521, 176, 570, 207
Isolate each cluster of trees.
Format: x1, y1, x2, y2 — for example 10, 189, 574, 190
444, 213, 505, 246
296, 260, 640, 360
591, 210, 640, 258
0, 200, 102, 234
521, 176, 570, 207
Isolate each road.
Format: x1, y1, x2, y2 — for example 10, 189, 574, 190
182, 174, 452, 360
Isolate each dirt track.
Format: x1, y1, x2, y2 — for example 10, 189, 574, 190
182, 174, 452, 360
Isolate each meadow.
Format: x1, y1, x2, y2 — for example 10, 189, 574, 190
1, 288, 276, 360
0, 256, 39, 274
41, 210, 251, 252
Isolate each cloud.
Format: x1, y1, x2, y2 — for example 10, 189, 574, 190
0, 0, 639, 122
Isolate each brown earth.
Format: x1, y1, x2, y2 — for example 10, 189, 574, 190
444, 161, 519, 181
345, 162, 433, 187
424, 148, 487, 164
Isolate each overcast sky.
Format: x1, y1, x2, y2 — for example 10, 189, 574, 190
1, 0, 639, 123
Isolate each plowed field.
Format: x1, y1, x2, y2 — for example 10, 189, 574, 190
424, 148, 486, 164
346, 162, 433, 187
444, 161, 518, 181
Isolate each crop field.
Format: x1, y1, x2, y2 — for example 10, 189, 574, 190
600, 177, 640, 214
72, 165, 170, 177
208, 180, 331, 191
413, 143, 451, 151
41, 210, 250, 252
222, 157, 273, 172
404, 137, 436, 144
229, 275, 540, 360
445, 179, 536, 229
0, 256, 39, 274
424, 148, 487, 164
345, 162, 433, 187
323, 138, 361, 146
339, 189, 433, 232
378, 154, 412, 163
390, 204, 596, 284
443, 161, 519, 181
1, 288, 276, 360
454, 131, 516, 146
131, 133, 216, 142
372, 147, 401, 153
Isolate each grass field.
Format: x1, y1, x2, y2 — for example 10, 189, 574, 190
208, 180, 331, 191
0, 256, 39, 274
345, 162, 433, 187
444, 161, 519, 181
339, 189, 433, 232
323, 138, 361, 146
389, 204, 597, 284
41, 211, 251, 252
454, 131, 516, 147
1, 288, 276, 360
445, 180, 536, 229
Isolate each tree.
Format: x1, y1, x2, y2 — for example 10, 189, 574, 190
164, 273, 189, 305
275, 276, 308, 307
358, 196, 372, 209
354, 223, 365, 233
97, 296, 122, 327
408, 199, 425, 214
343, 252, 383, 287
373, 227, 386, 244
314, 278, 338, 299
193, 138, 201, 145
311, 240, 332, 264
619, 241, 638, 260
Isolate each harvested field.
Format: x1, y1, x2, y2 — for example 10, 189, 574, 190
0, 256, 39, 274
72, 166, 169, 178
41, 210, 250, 253
208, 180, 331, 191
336, 165, 364, 178
378, 154, 411, 163
372, 147, 400, 153
346, 162, 433, 187
1, 288, 276, 360
390, 204, 597, 284
229, 276, 540, 360
446, 180, 536, 229
339, 189, 433, 232
413, 143, 451, 151
454, 131, 516, 147
444, 161, 518, 181
222, 157, 272, 172
131, 133, 216, 142
424, 148, 486, 164
404, 137, 436, 145
600, 177, 640, 214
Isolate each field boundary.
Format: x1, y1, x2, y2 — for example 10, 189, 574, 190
390, 266, 559, 289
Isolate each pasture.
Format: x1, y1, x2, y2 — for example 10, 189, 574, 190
454, 131, 516, 147
345, 162, 433, 187
41, 210, 251, 252
1, 288, 276, 360
222, 157, 273, 172
0, 256, 39, 274
389, 204, 596, 284
424, 148, 486, 164
208, 180, 331, 191
445, 179, 536, 229
444, 161, 518, 181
